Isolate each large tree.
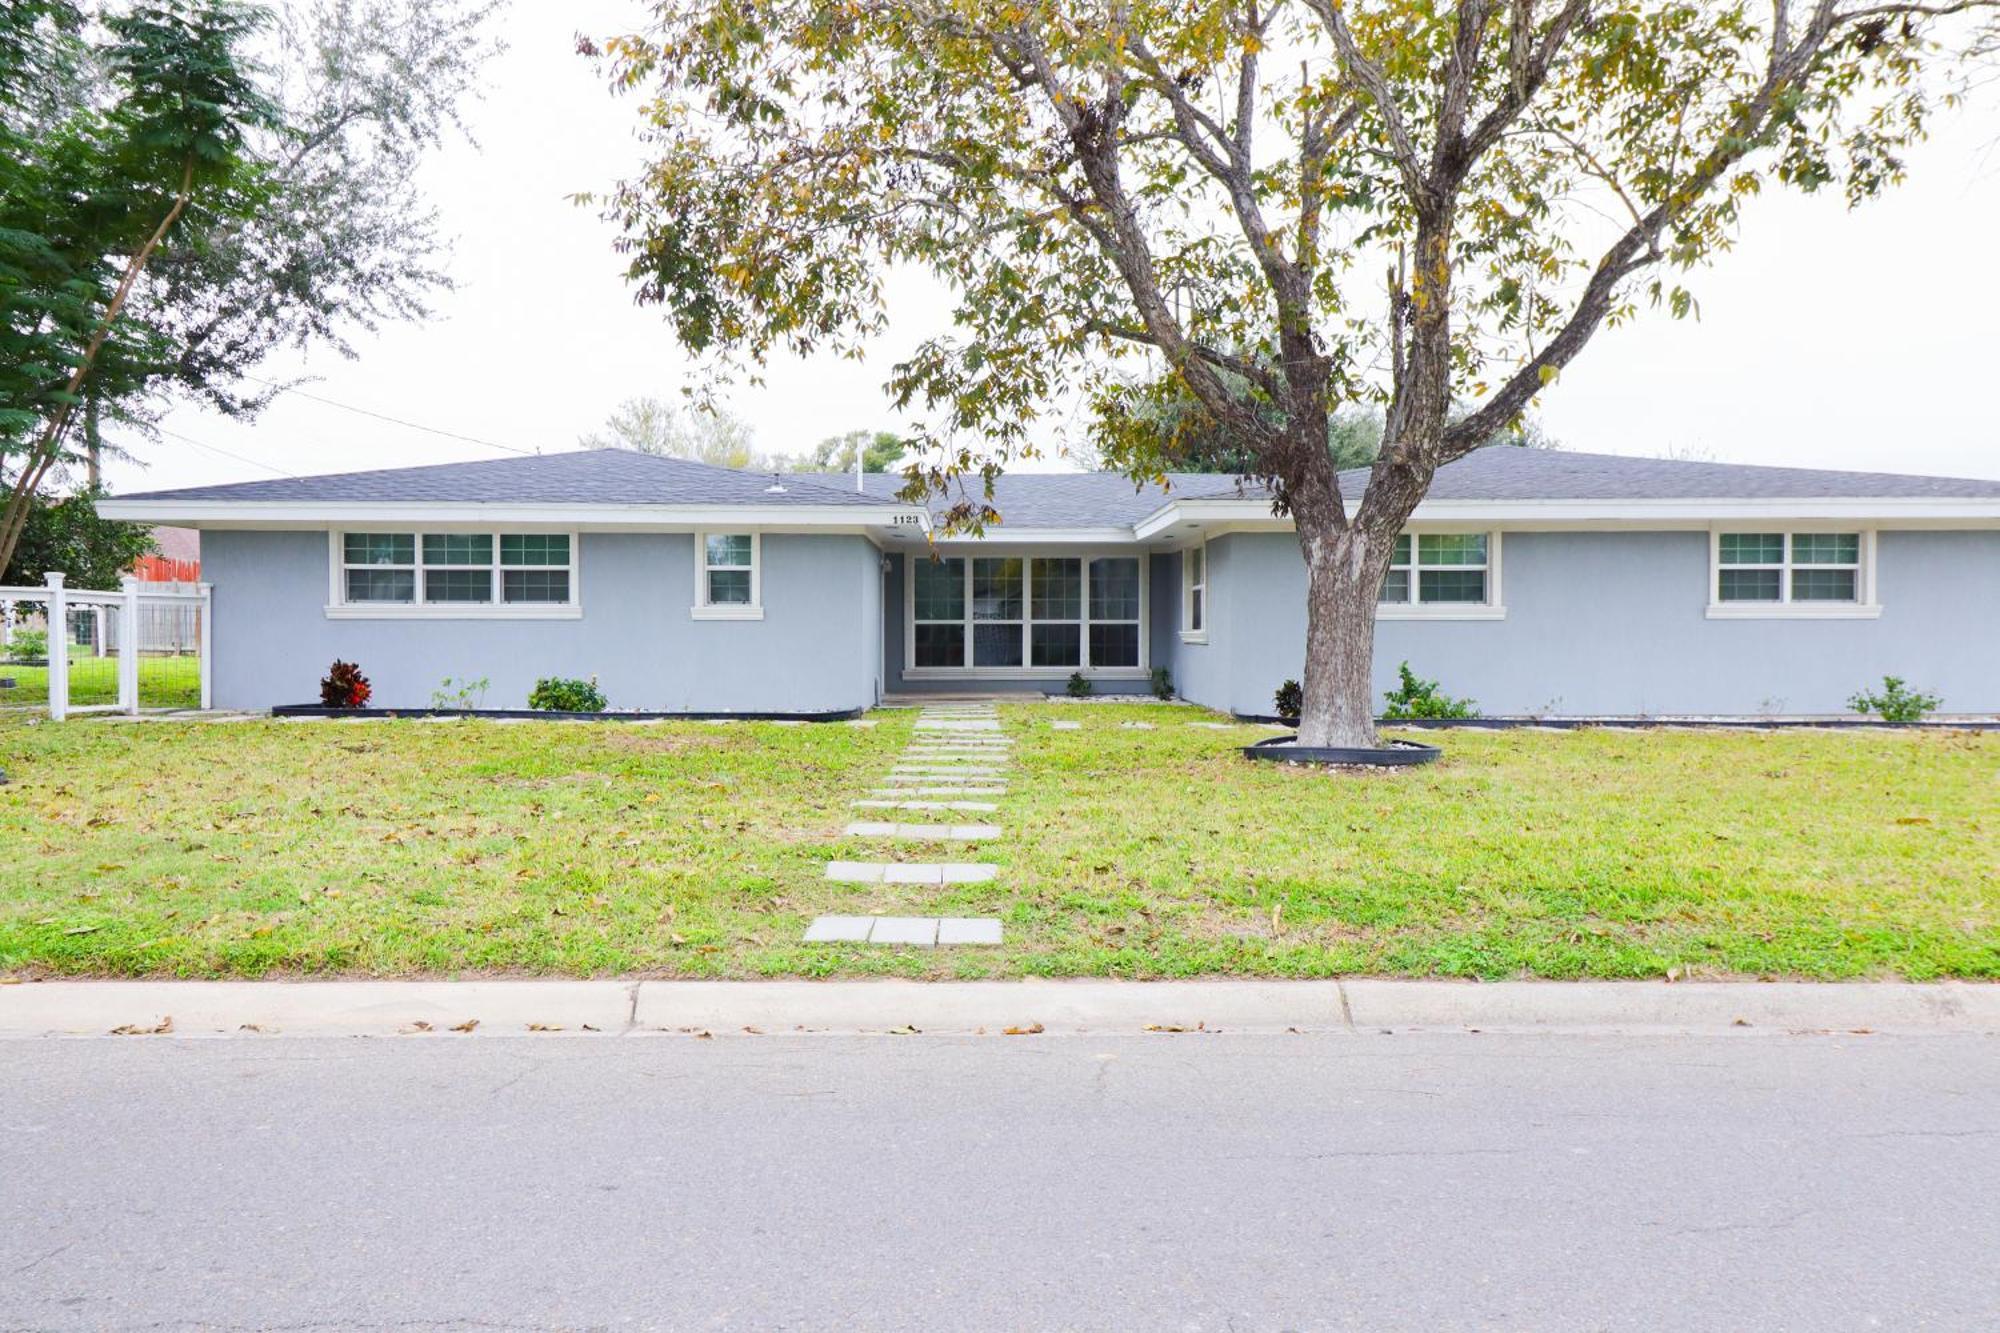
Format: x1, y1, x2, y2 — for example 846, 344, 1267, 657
806, 429, 909, 473
591, 0, 1999, 746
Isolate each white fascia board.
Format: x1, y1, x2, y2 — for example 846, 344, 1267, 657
916, 527, 1141, 546
1137, 496, 2000, 537
92, 499, 932, 531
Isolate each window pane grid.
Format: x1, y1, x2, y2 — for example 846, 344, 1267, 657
1716, 532, 1863, 604
1383, 532, 1490, 605
913, 554, 1143, 673
340, 532, 572, 607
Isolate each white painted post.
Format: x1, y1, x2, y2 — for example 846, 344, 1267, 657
119, 575, 140, 715
197, 581, 213, 711
44, 572, 67, 722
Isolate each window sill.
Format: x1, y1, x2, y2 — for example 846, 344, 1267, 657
325, 603, 581, 620
904, 666, 1150, 681
1179, 631, 1209, 645
1705, 603, 1883, 621
1374, 604, 1507, 621
690, 605, 765, 621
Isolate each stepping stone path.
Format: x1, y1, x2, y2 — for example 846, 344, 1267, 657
808, 701, 1010, 947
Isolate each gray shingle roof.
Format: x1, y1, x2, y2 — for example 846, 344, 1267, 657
801, 448, 2000, 528
120, 444, 2000, 523
119, 447, 902, 508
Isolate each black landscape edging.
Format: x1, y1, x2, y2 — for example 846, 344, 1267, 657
269, 705, 864, 723
1242, 735, 1442, 767
1233, 712, 1999, 731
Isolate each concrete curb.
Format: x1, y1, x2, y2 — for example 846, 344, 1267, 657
3, 978, 1997, 1038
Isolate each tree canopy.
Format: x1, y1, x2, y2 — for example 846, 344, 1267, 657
580, 395, 774, 471
0, 0, 501, 576
592, 0, 1999, 744
805, 429, 909, 473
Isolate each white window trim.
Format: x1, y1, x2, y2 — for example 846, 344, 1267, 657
903, 550, 1151, 679
1179, 542, 1208, 644
324, 530, 581, 620
1373, 530, 1507, 620
691, 530, 763, 620
1706, 527, 1882, 620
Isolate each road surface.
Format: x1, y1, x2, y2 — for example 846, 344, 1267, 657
5, 1032, 1997, 1329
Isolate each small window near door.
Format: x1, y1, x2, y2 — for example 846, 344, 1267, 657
693, 532, 761, 618
1181, 544, 1207, 642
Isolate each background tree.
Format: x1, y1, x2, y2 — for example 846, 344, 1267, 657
0, 0, 501, 578
2, 490, 155, 590
591, 0, 1999, 747
580, 395, 774, 471
805, 429, 909, 473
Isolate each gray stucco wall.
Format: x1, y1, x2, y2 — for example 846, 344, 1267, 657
204, 530, 883, 712
1167, 529, 2000, 716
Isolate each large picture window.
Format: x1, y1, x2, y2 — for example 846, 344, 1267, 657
909, 553, 1146, 675
335, 532, 575, 614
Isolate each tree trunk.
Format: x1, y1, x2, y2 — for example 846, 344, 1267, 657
1294, 517, 1398, 749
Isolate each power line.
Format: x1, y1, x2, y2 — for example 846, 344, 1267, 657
155, 426, 301, 480
246, 374, 540, 457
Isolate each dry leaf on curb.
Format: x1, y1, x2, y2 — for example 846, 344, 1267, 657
239, 1024, 266, 1033
0, 977, 23, 986
450, 1019, 479, 1033
742, 1025, 764, 1034
110, 1016, 173, 1036
581, 1024, 600, 1032
693, 1030, 713, 1040
401, 1020, 433, 1033
885, 1024, 921, 1035
1143, 1021, 1206, 1033
527, 1023, 562, 1032
1002, 1023, 1045, 1036
1665, 966, 1684, 983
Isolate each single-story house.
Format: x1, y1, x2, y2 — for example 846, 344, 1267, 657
97, 445, 2000, 717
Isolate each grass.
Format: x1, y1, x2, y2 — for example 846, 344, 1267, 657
1, 650, 202, 710
0, 703, 1993, 981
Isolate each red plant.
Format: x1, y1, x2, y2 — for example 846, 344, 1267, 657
319, 660, 372, 708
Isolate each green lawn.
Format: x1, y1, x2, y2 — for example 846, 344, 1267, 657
1, 650, 202, 710
0, 704, 1993, 980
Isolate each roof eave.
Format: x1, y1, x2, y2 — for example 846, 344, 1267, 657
1138, 495, 2000, 538
94, 498, 931, 530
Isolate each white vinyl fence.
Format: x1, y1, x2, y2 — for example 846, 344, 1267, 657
0, 572, 211, 719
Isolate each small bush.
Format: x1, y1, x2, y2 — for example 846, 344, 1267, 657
1150, 666, 1174, 700
1848, 675, 1940, 724
430, 676, 490, 710
1065, 670, 1094, 698
319, 660, 372, 709
1274, 678, 1302, 721
529, 675, 606, 712
5, 627, 48, 662
1382, 661, 1477, 720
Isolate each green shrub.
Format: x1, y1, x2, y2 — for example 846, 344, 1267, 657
1382, 662, 1477, 720
1149, 666, 1174, 700
5, 627, 48, 662
1274, 678, 1302, 721
528, 675, 606, 712
1065, 670, 1094, 698
430, 676, 490, 710
1847, 676, 1940, 724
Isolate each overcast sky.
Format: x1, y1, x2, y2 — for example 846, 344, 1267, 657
105, 1, 2000, 495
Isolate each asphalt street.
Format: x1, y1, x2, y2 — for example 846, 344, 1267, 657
4, 1032, 1997, 1330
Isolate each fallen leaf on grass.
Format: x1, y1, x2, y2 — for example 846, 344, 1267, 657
450, 1019, 479, 1033
1893, 816, 1932, 826
1002, 1023, 1045, 1036
63, 925, 99, 936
